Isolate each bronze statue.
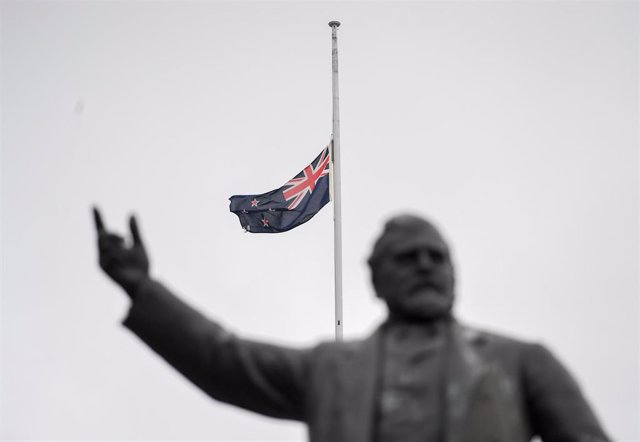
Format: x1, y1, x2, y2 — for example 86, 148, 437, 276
93, 207, 610, 442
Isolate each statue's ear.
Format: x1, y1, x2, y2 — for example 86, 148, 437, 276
369, 265, 382, 299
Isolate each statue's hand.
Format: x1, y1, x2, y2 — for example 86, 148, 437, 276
93, 207, 150, 297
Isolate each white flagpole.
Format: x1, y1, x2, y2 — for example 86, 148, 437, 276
329, 21, 343, 342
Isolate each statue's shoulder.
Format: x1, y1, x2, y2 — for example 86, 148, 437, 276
311, 329, 380, 362
455, 323, 546, 375
457, 322, 535, 351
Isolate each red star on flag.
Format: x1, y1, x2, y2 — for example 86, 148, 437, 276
261, 218, 269, 227
251, 199, 259, 207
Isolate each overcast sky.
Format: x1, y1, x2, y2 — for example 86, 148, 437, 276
2, 1, 638, 441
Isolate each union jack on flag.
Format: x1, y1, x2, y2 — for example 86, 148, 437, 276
283, 146, 330, 210
229, 145, 332, 233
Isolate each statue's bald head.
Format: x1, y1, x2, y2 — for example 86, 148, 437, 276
368, 214, 455, 321
368, 215, 447, 267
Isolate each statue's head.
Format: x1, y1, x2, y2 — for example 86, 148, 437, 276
368, 214, 455, 321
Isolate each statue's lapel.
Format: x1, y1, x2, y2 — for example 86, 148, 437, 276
444, 323, 485, 442
338, 329, 381, 442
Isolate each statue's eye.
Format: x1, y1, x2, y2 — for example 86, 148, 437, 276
395, 251, 418, 264
431, 250, 445, 264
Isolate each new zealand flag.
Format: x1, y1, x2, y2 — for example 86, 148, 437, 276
229, 145, 331, 233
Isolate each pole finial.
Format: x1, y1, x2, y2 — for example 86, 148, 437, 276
328, 21, 341, 28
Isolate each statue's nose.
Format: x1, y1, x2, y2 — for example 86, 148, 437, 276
416, 250, 434, 270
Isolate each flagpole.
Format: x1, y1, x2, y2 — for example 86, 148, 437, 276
329, 20, 343, 342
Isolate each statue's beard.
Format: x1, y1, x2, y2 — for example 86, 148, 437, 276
383, 288, 455, 322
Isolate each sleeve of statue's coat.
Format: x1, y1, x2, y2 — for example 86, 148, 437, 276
522, 343, 610, 442
122, 278, 310, 421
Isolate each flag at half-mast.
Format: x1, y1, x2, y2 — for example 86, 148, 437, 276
229, 145, 331, 233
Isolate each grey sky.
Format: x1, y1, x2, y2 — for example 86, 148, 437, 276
2, 1, 638, 440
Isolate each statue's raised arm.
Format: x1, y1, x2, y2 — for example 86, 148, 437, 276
92, 207, 311, 421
